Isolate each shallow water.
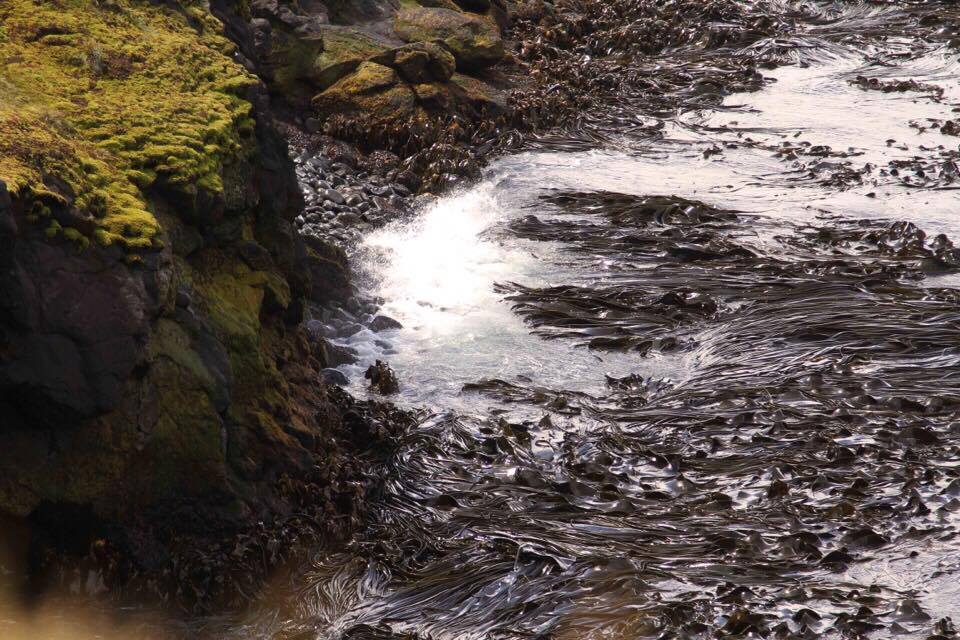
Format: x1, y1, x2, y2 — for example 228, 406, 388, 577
287, 25, 960, 640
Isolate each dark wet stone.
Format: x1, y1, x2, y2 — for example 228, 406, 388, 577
323, 188, 346, 205
322, 368, 349, 386
175, 287, 192, 309
338, 212, 361, 225
364, 360, 399, 394
370, 315, 403, 332
367, 184, 393, 197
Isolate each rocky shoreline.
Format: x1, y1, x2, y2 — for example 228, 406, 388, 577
1, 0, 959, 625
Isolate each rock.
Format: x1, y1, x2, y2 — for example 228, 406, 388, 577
313, 62, 418, 122
394, 7, 505, 71
175, 287, 192, 309
237, 240, 274, 271
322, 368, 349, 386
396, 170, 422, 191
337, 211, 361, 225
302, 234, 352, 305
259, 20, 326, 104
412, 81, 453, 111
367, 184, 394, 197
450, 72, 508, 115
303, 318, 332, 341
416, 0, 464, 9
323, 0, 399, 23
364, 360, 400, 394
0, 0, 407, 610
370, 315, 403, 331
323, 188, 346, 204
0, 179, 11, 211
371, 42, 456, 83
309, 27, 391, 91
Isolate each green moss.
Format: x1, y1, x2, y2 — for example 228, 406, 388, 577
44, 219, 62, 238
63, 226, 90, 249
145, 357, 228, 496
314, 61, 420, 121
191, 251, 290, 358
0, 0, 258, 252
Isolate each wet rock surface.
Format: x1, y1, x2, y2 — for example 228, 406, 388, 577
364, 360, 400, 395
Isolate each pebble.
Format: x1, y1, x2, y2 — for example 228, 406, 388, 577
367, 184, 393, 197
323, 189, 345, 205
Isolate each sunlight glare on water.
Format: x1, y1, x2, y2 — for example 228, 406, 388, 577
338, 179, 677, 411
363, 184, 525, 339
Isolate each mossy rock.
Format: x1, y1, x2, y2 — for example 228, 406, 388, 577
450, 72, 507, 114
371, 42, 456, 83
0, 0, 258, 252
191, 253, 290, 351
140, 355, 230, 499
323, 0, 402, 24
268, 29, 328, 102
412, 81, 454, 110
313, 61, 417, 121
393, 7, 504, 70
310, 27, 391, 91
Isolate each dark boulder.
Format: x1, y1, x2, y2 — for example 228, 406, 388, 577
364, 360, 399, 394
370, 315, 403, 331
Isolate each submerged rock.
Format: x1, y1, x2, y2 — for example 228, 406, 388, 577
365, 360, 400, 394
370, 314, 404, 331
322, 368, 350, 386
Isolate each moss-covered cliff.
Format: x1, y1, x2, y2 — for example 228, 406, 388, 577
0, 0, 262, 251
0, 0, 381, 606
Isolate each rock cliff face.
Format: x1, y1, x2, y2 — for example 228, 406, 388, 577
0, 0, 386, 597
